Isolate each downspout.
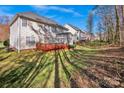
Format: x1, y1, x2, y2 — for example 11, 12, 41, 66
18, 17, 21, 53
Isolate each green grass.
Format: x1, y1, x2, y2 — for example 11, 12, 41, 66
0, 42, 4, 48
1, 46, 124, 88
0, 46, 97, 88
84, 40, 108, 48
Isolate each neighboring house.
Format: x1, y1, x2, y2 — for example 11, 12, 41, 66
64, 24, 90, 43
56, 32, 73, 45
9, 12, 68, 51
0, 24, 9, 41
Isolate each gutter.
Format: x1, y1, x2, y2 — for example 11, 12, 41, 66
10, 14, 68, 31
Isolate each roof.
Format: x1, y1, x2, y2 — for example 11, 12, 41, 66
9, 12, 67, 30
67, 24, 82, 32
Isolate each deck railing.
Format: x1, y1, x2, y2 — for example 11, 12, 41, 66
36, 43, 69, 51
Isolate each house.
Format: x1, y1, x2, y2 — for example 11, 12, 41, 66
0, 24, 9, 42
9, 12, 68, 51
56, 31, 73, 45
64, 24, 90, 43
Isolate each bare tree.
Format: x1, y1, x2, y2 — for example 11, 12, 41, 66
87, 12, 93, 41
97, 21, 103, 41
0, 16, 10, 24
87, 6, 99, 41
121, 6, 124, 46
96, 6, 117, 44
95, 5, 124, 46
119, 6, 124, 46
114, 6, 120, 45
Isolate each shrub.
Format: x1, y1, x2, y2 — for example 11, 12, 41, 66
69, 44, 76, 49
4, 39, 9, 47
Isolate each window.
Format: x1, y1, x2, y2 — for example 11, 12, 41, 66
22, 19, 27, 27
51, 27, 56, 33
57, 28, 63, 33
45, 25, 50, 31
26, 36, 35, 46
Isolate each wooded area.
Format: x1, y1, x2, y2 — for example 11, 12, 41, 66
92, 6, 124, 46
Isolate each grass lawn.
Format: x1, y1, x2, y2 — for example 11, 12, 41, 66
0, 46, 124, 88
0, 42, 4, 48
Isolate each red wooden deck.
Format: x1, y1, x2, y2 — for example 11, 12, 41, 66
36, 43, 69, 51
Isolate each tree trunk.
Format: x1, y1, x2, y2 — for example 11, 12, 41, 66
120, 6, 124, 46
115, 6, 120, 45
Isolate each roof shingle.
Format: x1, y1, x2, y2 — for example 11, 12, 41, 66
10, 12, 67, 30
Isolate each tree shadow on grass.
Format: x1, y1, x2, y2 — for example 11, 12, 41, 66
58, 51, 79, 88
72, 50, 124, 79
24, 53, 50, 88
42, 64, 54, 88
24, 51, 56, 88
54, 50, 60, 88
70, 49, 124, 87
0, 53, 41, 87
61, 49, 112, 88
69, 49, 124, 73
0, 54, 11, 61
72, 48, 124, 66
0, 52, 48, 88
0, 53, 36, 78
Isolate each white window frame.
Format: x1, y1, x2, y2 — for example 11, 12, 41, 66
26, 36, 35, 46
22, 18, 28, 27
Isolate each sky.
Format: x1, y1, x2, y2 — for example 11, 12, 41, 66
0, 5, 98, 32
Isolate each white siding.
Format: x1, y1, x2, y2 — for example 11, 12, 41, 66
20, 19, 39, 50
10, 17, 41, 50
10, 17, 69, 50
10, 18, 20, 49
64, 24, 79, 42
64, 24, 77, 35
56, 33, 73, 45
64, 24, 90, 42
